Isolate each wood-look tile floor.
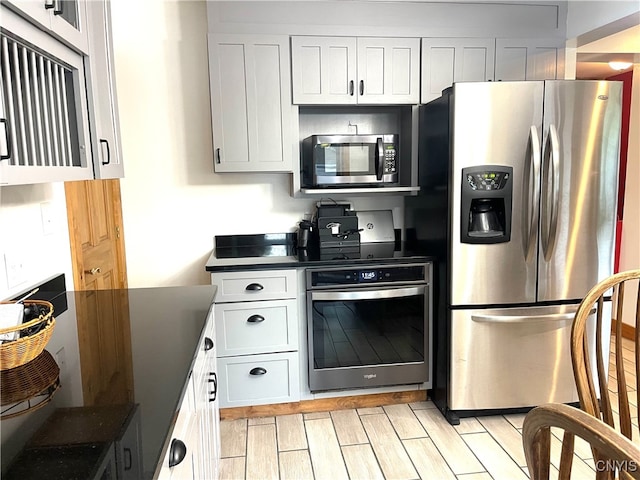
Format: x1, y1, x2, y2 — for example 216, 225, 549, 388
219, 337, 636, 480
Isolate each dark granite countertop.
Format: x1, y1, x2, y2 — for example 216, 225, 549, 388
206, 234, 435, 272
1, 285, 217, 479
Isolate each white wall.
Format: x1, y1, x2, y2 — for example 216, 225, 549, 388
0, 184, 74, 300
111, 0, 404, 288
620, 64, 640, 325
566, 1, 640, 40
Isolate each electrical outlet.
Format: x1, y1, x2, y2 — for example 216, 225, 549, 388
4, 253, 26, 289
55, 347, 67, 373
40, 201, 54, 236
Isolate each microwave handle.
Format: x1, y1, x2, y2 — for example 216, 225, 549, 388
375, 137, 383, 180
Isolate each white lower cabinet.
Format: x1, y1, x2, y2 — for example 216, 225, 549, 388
157, 307, 220, 480
211, 269, 300, 408
217, 351, 300, 407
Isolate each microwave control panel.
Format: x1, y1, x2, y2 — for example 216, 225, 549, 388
384, 145, 397, 173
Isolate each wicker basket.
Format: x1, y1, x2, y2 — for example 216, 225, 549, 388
1, 349, 61, 419
0, 300, 55, 371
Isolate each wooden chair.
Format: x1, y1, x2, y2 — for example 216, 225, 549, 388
571, 269, 640, 435
523, 403, 640, 480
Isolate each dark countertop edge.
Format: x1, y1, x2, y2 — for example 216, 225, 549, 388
205, 252, 437, 272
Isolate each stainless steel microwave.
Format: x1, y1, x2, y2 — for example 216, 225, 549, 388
302, 134, 399, 187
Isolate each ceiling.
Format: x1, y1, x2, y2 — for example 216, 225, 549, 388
576, 24, 640, 79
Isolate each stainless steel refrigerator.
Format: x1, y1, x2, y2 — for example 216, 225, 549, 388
405, 80, 622, 424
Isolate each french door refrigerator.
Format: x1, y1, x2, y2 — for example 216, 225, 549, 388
405, 80, 622, 424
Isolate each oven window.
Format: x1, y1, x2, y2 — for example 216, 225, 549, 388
314, 143, 374, 175
311, 294, 425, 369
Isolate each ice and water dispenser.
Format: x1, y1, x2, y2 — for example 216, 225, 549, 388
460, 166, 513, 244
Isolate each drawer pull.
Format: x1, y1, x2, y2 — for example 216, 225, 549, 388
245, 283, 264, 292
209, 372, 218, 402
204, 337, 214, 351
247, 314, 265, 323
168, 438, 187, 467
249, 367, 267, 376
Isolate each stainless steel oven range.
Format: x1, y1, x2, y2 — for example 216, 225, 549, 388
306, 262, 432, 392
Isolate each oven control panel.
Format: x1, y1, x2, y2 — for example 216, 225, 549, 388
307, 263, 429, 288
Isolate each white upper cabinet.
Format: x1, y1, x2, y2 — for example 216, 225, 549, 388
1, 5, 94, 185
495, 38, 561, 81
421, 38, 495, 103
291, 36, 420, 105
291, 36, 357, 105
357, 37, 420, 104
208, 34, 293, 173
3, 0, 89, 53
85, 0, 124, 179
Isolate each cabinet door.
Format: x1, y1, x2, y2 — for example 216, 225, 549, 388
85, 0, 124, 179
4, 0, 88, 53
208, 34, 292, 173
291, 36, 357, 105
116, 405, 143, 480
357, 37, 420, 104
421, 38, 495, 103
495, 38, 560, 81
1, 7, 94, 185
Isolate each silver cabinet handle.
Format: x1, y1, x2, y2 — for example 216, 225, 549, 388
84, 267, 101, 275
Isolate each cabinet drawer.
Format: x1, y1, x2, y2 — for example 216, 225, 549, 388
217, 352, 300, 408
215, 299, 298, 356
211, 269, 297, 302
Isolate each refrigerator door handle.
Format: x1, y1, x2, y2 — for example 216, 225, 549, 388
541, 125, 561, 261
522, 126, 541, 259
471, 308, 593, 324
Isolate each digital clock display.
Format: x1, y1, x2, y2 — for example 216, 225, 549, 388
359, 270, 378, 282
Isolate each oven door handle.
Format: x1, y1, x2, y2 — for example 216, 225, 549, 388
310, 286, 425, 301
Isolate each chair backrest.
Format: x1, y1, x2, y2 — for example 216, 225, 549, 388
571, 269, 640, 439
523, 403, 640, 480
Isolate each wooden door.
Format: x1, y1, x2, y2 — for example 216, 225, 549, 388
65, 179, 133, 405
65, 179, 127, 290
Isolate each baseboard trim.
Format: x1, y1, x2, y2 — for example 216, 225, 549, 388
612, 319, 635, 340
219, 389, 428, 420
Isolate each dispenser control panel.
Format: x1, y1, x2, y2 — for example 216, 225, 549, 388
466, 171, 510, 191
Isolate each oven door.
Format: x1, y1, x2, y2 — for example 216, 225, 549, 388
307, 285, 430, 392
